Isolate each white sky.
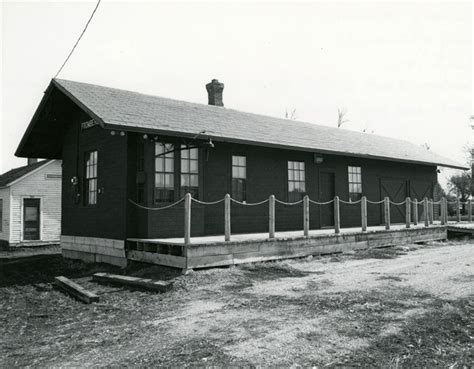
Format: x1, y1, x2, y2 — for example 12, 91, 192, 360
1, 0, 473, 188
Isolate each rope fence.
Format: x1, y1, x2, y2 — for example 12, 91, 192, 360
129, 194, 473, 244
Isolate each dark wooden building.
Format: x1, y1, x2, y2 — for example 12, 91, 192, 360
15, 79, 466, 266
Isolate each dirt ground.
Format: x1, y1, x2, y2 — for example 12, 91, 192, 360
0, 240, 472, 367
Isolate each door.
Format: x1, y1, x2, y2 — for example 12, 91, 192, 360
23, 198, 40, 241
410, 181, 434, 221
320, 172, 335, 227
380, 178, 407, 224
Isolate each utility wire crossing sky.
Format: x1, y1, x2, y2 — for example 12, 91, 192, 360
1, 1, 472, 189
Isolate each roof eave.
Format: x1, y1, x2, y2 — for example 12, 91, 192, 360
103, 123, 468, 170
51, 79, 106, 128
15, 82, 55, 157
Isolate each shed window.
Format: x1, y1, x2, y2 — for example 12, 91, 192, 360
0, 199, 3, 232
348, 166, 362, 201
180, 145, 199, 198
288, 161, 305, 202
84, 151, 98, 205
232, 156, 247, 201
154, 143, 175, 203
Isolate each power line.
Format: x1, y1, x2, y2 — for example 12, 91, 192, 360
54, 0, 102, 79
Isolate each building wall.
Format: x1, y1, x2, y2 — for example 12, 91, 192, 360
9, 160, 62, 245
0, 187, 11, 244
126, 137, 437, 239
61, 114, 128, 241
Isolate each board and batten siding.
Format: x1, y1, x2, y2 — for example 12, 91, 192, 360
9, 160, 62, 245
0, 187, 11, 242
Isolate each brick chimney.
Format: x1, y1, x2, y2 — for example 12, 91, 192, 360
206, 79, 224, 107
27, 158, 38, 166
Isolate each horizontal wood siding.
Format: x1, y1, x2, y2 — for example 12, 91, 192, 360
0, 187, 10, 242
125, 137, 437, 239
9, 161, 62, 244
61, 112, 128, 241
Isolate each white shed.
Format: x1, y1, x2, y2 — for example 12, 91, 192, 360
0, 160, 62, 248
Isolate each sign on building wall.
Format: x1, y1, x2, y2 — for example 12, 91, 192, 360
81, 119, 98, 130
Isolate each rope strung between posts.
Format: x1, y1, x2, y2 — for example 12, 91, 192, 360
339, 199, 363, 205
230, 198, 269, 206
366, 199, 385, 205
308, 199, 334, 205
128, 198, 185, 210
129, 195, 459, 210
191, 198, 225, 205
274, 198, 304, 205
389, 200, 407, 206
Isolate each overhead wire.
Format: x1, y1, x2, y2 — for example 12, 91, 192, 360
54, 0, 101, 78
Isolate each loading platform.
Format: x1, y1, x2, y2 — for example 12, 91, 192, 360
125, 223, 461, 269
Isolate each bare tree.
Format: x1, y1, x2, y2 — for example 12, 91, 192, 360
337, 108, 349, 128
285, 108, 297, 120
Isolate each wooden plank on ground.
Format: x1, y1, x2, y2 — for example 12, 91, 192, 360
54, 276, 99, 304
93, 272, 173, 292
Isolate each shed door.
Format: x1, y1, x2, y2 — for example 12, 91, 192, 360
380, 178, 407, 224
320, 172, 335, 227
23, 198, 40, 241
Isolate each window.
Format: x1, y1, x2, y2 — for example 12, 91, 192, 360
232, 156, 247, 201
181, 145, 199, 198
348, 166, 362, 201
0, 199, 3, 232
288, 161, 306, 202
136, 141, 145, 204
84, 151, 98, 205
154, 143, 175, 203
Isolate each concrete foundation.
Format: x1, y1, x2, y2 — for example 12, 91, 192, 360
61, 235, 127, 267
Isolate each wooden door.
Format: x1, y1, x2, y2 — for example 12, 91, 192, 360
23, 198, 40, 241
380, 178, 407, 224
320, 172, 335, 227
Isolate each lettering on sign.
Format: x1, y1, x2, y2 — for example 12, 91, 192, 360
81, 119, 98, 130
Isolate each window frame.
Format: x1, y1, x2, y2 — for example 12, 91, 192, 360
348, 165, 363, 202
180, 145, 199, 199
231, 155, 247, 202
287, 160, 306, 202
154, 142, 175, 203
84, 150, 98, 206
136, 141, 145, 204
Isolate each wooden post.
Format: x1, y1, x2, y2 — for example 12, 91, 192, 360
456, 198, 461, 222
334, 196, 340, 234
413, 198, 418, 225
405, 197, 411, 228
429, 199, 434, 224
361, 196, 367, 232
423, 198, 429, 227
440, 197, 446, 225
468, 199, 472, 223
384, 197, 390, 230
303, 195, 309, 236
184, 193, 192, 245
224, 194, 231, 241
269, 195, 275, 239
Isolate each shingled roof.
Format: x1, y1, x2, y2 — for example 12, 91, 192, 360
16, 79, 467, 169
0, 160, 52, 188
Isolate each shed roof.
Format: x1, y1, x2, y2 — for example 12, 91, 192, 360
0, 160, 52, 188
16, 78, 468, 169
